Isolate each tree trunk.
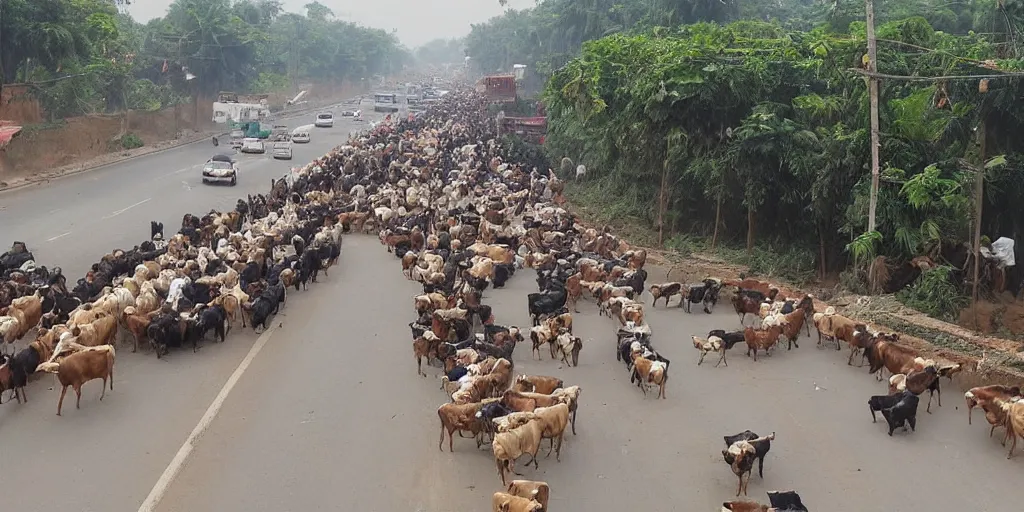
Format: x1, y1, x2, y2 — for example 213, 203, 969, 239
818, 223, 827, 280
971, 119, 986, 311
711, 193, 722, 251
657, 162, 668, 247
746, 205, 755, 254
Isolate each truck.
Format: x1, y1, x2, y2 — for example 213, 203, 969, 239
374, 93, 400, 113
477, 74, 517, 103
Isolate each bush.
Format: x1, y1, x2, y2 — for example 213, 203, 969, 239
119, 133, 144, 150
896, 265, 969, 321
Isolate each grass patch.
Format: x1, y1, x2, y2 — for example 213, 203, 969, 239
119, 133, 144, 150
567, 180, 817, 285
895, 265, 969, 322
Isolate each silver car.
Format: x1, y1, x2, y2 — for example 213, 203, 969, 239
273, 141, 293, 160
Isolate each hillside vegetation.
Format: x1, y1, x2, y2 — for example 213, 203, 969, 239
1, 0, 407, 120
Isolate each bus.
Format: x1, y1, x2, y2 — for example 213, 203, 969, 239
373, 93, 399, 113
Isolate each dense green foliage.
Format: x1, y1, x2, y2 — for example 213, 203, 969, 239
1, 0, 408, 119
543, 17, 1024, 287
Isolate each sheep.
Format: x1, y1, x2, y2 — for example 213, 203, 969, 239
492, 419, 545, 485
491, 491, 543, 512
692, 335, 726, 367
35, 345, 115, 416
505, 480, 549, 511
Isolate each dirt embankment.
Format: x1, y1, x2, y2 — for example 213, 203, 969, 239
0, 81, 365, 186
564, 201, 1024, 390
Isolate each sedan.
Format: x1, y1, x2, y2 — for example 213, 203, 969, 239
202, 157, 238, 186
314, 112, 334, 128
240, 138, 265, 154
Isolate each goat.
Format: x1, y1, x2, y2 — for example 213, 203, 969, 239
692, 335, 727, 367
35, 345, 115, 416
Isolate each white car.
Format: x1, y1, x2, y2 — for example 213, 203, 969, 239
314, 112, 334, 128
272, 141, 293, 160
202, 156, 238, 186
240, 137, 265, 154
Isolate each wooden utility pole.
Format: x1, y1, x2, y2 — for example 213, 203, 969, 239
971, 121, 986, 307
866, 0, 882, 233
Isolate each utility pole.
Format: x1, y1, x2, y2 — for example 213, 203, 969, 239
866, 0, 881, 233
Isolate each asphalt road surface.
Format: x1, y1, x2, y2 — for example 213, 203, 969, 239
0, 100, 376, 280
2, 105, 1022, 511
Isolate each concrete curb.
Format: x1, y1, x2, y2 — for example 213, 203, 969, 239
0, 97, 361, 195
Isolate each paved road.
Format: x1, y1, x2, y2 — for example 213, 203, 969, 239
2, 103, 1021, 510
0, 101, 381, 512
152, 241, 1022, 511
0, 101, 375, 280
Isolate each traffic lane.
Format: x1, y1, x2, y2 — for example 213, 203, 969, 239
158, 247, 1023, 512
155, 235, 459, 512
0, 325, 263, 512
0, 118, 371, 279
0, 115, 355, 235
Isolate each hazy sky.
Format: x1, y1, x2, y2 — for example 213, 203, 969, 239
124, 0, 536, 48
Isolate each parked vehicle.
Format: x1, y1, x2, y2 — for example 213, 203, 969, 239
202, 154, 238, 185
314, 112, 334, 127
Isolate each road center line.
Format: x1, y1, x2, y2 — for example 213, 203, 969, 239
136, 322, 280, 512
103, 198, 151, 219
46, 232, 72, 242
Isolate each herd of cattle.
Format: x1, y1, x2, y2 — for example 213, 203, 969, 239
2, 88, 1023, 510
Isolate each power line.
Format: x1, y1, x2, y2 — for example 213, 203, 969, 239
848, 68, 1024, 81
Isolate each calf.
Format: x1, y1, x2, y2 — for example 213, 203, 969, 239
35, 345, 115, 416
880, 390, 919, 436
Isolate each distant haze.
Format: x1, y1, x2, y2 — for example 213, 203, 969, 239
124, 0, 536, 47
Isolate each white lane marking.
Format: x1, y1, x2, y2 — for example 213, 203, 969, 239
181, 181, 192, 190
102, 198, 151, 219
47, 232, 72, 242
48, 208, 62, 214
136, 322, 280, 512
